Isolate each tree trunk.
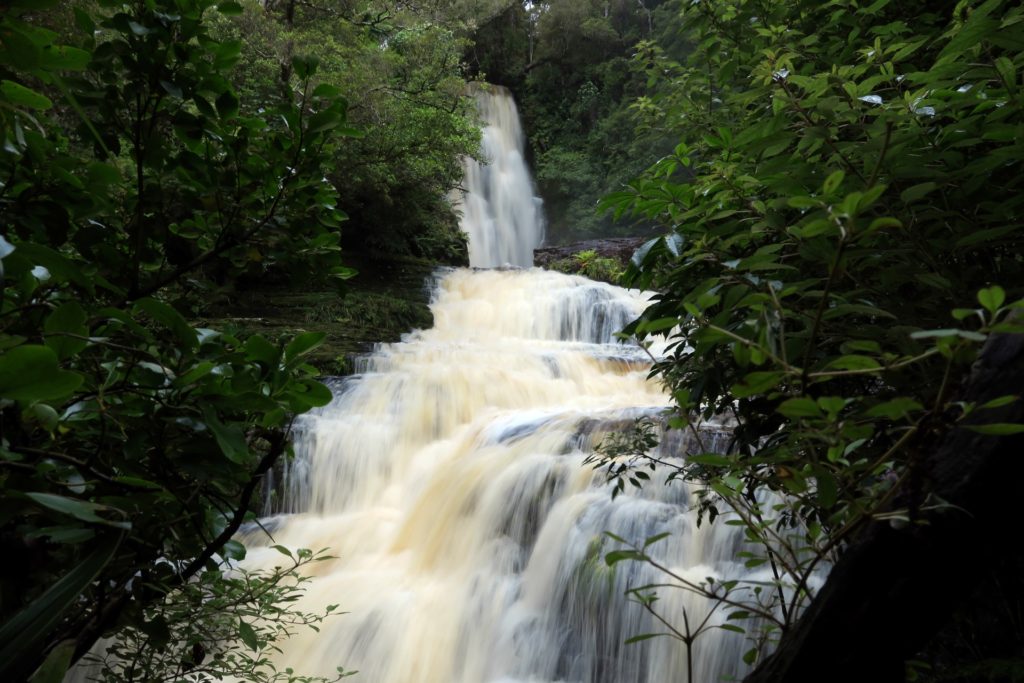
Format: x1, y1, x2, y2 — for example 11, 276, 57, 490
745, 329, 1024, 683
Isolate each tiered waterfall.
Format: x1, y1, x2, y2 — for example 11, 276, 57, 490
247, 88, 759, 683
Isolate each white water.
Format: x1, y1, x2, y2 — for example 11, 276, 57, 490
242, 90, 766, 682
454, 86, 544, 268
251, 268, 757, 683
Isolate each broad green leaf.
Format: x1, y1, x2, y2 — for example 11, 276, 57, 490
134, 298, 198, 351
44, 302, 88, 360
824, 355, 882, 372
866, 398, 924, 420
26, 493, 128, 529
0, 345, 82, 401
979, 395, 1018, 410
203, 408, 250, 464
284, 332, 326, 363
822, 170, 845, 195
643, 532, 671, 548
688, 453, 733, 466
38, 46, 91, 71
731, 371, 784, 398
977, 286, 1006, 314
245, 335, 280, 366
0, 80, 51, 110
216, 90, 240, 119
899, 182, 937, 203
286, 380, 333, 410
965, 423, 1024, 435
777, 397, 822, 418
236, 618, 258, 651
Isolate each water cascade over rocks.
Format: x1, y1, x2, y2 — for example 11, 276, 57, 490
244, 89, 762, 682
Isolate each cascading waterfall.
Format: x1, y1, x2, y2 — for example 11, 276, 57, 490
243, 89, 768, 682
454, 85, 544, 267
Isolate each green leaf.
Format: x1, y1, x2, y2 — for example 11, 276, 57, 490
271, 544, 294, 559
0, 345, 82, 401
284, 332, 326, 364
636, 317, 679, 333
964, 423, 1024, 435
624, 633, 663, 644
787, 196, 820, 210
688, 453, 733, 467
312, 83, 342, 99
822, 170, 845, 195
825, 355, 882, 372
159, 79, 183, 99
175, 362, 215, 387
245, 335, 280, 366
24, 403, 59, 432
25, 493, 128, 528
286, 380, 333, 410
203, 408, 250, 464
0, 80, 52, 110
217, 1, 245, 15
866, 398, 923, 420
899, 182, 937, 203
291, 55, 319, 79
73, 8, 96, 33
979, 395, 1018, 410
977, 286, 1005, 314
139, 616, 171, 650
216, 90, 240, 119
307, 109, 341, 134
39, 46, 91, 71
44, 302, 88, 360
777, 397, 822, 418
238, 618, 259, 650
731, 371, 785, 398
13, 242, 91, 289
605, 549, 642, 565
134, 298, 198, 351
643, 532, 670, 548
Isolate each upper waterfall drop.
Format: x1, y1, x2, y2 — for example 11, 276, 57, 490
457, 85, 545, 268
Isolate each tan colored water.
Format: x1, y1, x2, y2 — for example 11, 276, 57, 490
246, 268, 755, 683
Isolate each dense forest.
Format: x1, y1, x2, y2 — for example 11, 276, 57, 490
2, 0, 1023, 682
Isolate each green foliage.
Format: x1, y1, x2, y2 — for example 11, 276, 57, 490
0, 1, 353, 679
86, 548, 352, 683
547, 248, 626, 284
593, 0, 1024, 670
222, 0, 479, 264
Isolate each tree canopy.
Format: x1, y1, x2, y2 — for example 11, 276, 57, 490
0, 0, 478, 679
592, 0, 1024, 678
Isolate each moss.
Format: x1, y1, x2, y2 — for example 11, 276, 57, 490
547, 249, 626, 285
197, 251, 438, 375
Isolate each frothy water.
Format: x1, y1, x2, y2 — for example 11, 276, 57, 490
455, 86, 544, 268
247, 268, 760, 682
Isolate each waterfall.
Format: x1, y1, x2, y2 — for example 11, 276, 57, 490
455, 85, 544, 268
242, 89, 767, 683
251, 269, 757, 683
